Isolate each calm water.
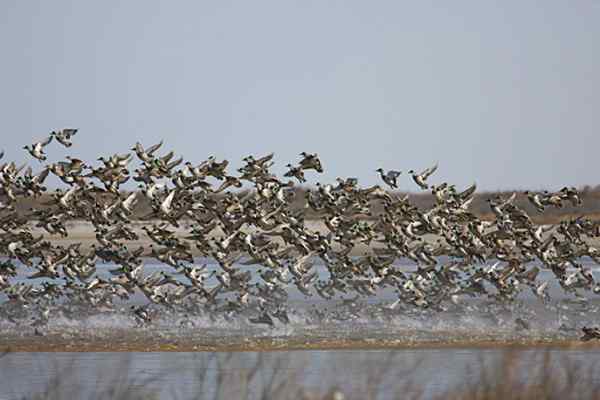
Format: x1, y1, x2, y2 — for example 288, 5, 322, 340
1, 348, 600, 399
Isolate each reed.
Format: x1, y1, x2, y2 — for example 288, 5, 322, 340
4, 349, 600, 400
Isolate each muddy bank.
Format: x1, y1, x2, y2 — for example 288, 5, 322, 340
1, 326, 594, 352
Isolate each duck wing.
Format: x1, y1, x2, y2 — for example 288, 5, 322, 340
420, 162, 438, 179
255, 152, 274, 165
40, 135, 53, 147
457, 182, 477, 200
146, 140, 163, 155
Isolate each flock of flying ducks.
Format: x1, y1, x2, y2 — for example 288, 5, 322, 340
1, 130, 600, 339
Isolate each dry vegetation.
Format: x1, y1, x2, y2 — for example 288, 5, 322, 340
4, 349, 600, 400
11, 185, 600, 225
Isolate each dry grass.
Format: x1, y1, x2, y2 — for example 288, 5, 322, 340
11, 186, 600, 224
3, 349, 600, 400
433, 350, 600, 400
1, 353, 161, 400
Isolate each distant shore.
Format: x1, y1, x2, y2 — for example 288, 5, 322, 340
32, 219, 382, 257
2, 333, 596, 352
30, 219, 600, 259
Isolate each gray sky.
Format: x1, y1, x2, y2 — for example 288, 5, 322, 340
1, 1, 598, 190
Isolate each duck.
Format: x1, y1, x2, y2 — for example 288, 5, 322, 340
581, 326, 600, 341
23, 136, 53, 161
51, 128, 78, 147
298, 152, 323, 173
248, 309, 274, 327
284, 163, 306, 183
375, 168, 401, 189
131, 140, 163, 162
408, 163, 438, 190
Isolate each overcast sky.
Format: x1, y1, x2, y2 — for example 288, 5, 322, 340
0, 1, 598, 190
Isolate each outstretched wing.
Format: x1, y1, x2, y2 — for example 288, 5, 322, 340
167, 156, 183, 169
160, 150, 174, 163
458, 182, 477, 200
420, 162, 438, 179
161, 189, 176, 210
146, 140, 163, 155
501, 192, 516, 207
255, 152, 274, 165
36, 167, 50, 184
40, 135, 53, 147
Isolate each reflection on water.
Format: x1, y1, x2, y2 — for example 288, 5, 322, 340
2, 348, 600, 399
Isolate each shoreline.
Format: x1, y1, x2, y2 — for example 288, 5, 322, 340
2, 334, 596, 352
24, 220, 600, 258
29, 219, 379, 257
